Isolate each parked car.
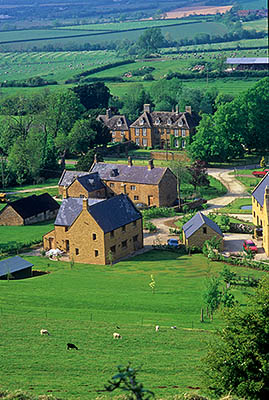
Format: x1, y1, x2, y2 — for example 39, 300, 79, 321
135, 202, 148, 210
252, 169, 269, 178
243, 239, 258, 253
167, 238, 179, 247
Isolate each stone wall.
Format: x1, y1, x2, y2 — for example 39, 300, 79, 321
0, 205, 24, 225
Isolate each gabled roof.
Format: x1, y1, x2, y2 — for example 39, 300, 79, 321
1, 193, 59, 220
55, 198, 104, 226
54, 194, 141, 232
252, 172, 269, 207
0, 256, 33, 277
97, 114, 130, 131
90, 162, 167, 185
182, 212, 223, 239
76, 173, 105, 192
130, 110, 200, 130
58, 170, 90, 187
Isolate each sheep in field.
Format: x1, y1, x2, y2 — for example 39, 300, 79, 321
40, 329, 50, 336
155, 325, 160, 332
113, 332, 122, 339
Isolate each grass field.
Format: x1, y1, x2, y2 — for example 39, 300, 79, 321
0, 250, 266, 399
242, 18, 268, 32
214, 197, 252, 215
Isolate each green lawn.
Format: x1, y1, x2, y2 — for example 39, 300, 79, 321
242, 18, 268, 32
235, 176, 260, 194
212, 198, 252, 215
0, 251, 265, 399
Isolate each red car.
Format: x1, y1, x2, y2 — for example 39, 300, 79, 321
243, 240, 258, 253
252, 169, 269, 178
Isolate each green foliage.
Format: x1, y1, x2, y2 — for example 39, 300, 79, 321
76, 150, 103, 171
142, 207, 176, 220
149, 274, 156, 294
260, 156, 266, 169
102, 364, 154, 399
220, 266, 236, 285
144, 221, 157, 232
204, 277, 269, 399
203, 276, 222, 320
121, 83, 152, 121
137, 27, 165, 56
72, 82, 111, 110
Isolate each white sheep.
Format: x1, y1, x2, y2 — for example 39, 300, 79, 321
113, 332, 122, 339
171, 326, 177, 329
155, 325, 160, 332
40, 329, 50, 336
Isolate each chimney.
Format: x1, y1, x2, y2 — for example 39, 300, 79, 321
148, 159, 154, 171
82, 197, 89, 211
93, 153, 98, 164
63, 186, 68, 199
185, 106, 192, 114
175, 105, 179, 115
144, 104, 151, 113
128, 156, 133, 167
106, 108, 112, 118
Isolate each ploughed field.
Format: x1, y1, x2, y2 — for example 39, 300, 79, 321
0, 251, 265, 399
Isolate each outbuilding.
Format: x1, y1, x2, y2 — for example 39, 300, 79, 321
182, 212, 223, 250
0, 256, 33, 279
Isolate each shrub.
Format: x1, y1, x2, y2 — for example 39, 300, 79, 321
142, 207, 176, 220
144, 221, 157, 232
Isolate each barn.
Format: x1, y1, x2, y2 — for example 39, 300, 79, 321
0, 256, 33, 280
226, 57, 269, 71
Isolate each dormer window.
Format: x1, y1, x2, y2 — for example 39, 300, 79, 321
167, 118, 172, 125
139, 118, 145, 126
117, 118, 122, 126
178, 119, 183, 127
155, 118, 160, 125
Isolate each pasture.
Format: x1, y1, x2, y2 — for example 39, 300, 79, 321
0, 251, 265, 399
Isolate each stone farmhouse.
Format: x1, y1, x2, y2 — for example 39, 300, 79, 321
58, 170, 106, 199
0, 193, 59, 226
97, 108, 130, 143
182, 212, 223, 250
90, 158, 178, 207
129, 104, 201, 149
252, 172, 269, 255
43, 194, 143, 265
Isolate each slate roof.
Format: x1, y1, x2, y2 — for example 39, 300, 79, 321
90, 162, 167, 185
58, 170, 90, 187
55, 194, 141, 232
1, 193, 59, 220
130, 110, 200, 130
55, 197, 105, 226
0, 256, 33, 277
97, 114, 130, 131
252, 172, 269, 206
182, 212, 223, 239
226, 58, 269, 65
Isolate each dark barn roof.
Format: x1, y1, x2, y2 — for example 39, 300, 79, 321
90, 162, 167, 185
252, 172, 269, 207
182, 212, 223, 239
0, 256, 33, 277
55, 194, 141, 232
58, 170, 90, 187
2, 193, 59, 220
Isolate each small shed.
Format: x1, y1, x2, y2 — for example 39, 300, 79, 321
182, 212, 223, 250
0, 256, 33, 280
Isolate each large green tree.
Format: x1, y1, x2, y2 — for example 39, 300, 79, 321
72, 82, 111, 110
204, 277, 269, 399
137, 27, 165, 56
121, 84, 152, 121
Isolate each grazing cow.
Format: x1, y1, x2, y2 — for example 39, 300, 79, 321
67, 343, 78, 350
113, 332, 122, 339
171, 326, 177, 329
40, 329, 50, 336
155, 325, 160, 332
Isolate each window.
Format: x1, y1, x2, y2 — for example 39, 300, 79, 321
95, 250, 99, 257
182, 139, 186, 148
254, 211, 256, 217
139, 118, 144, 126
166, 129, 170, 134
75, 248, 79, 255
174, 129, 179, 137
112, 138, 116, 143
131, 185, 136, 191
135, 138, 140, 145
175, 140, 179, 148
203, 227, 207, 234
65, 226, 68, 232
110, 182, 115, 188
112, 131, 116, 137
80, 194, 84, 198
142, 138, 147, 146
134, 195, 139, 200
93, 233, 96, 240
133, 235, 138, 242
110, 245, 116, 253
110, 230, 114, 238
142, 128, 147, 136
178, 119, 183, 126
182, 129, 186, 137
167, 118, 172, 125
122, 240, 127, 248
133, 220, 137, 227
121, 132, 124, 137
135, 128, 140, 136
122, 225, 126, 232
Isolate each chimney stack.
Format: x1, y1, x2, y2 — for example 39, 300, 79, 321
63, 186, 68, 199
185, 106, 192, 114
175, 105, 179, 115
82, 197, 89, 211
144, 104, 151, 113
106, 108, 112, 118
128, 156, 133, 167
148, 159, 154, 171
93, 153, 98, 164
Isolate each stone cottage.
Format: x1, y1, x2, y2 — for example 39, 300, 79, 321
252, 172, 269, 255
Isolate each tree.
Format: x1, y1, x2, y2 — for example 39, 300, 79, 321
76, 150, 104, 171
187, 160, 209, 191
203, 276, 221, 320
72, 82, 111, 110
137, 27, 165, 56
204, 277, 269, 399
260, 156, 266, 170
121, 84, 152, 121
169, 160, 191, 200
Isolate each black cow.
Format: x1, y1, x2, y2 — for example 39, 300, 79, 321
67, 343, 78, 350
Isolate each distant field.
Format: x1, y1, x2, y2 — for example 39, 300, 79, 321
242, 18, 268, 32
239, 0, 268, 9
164, 5, 233, 19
